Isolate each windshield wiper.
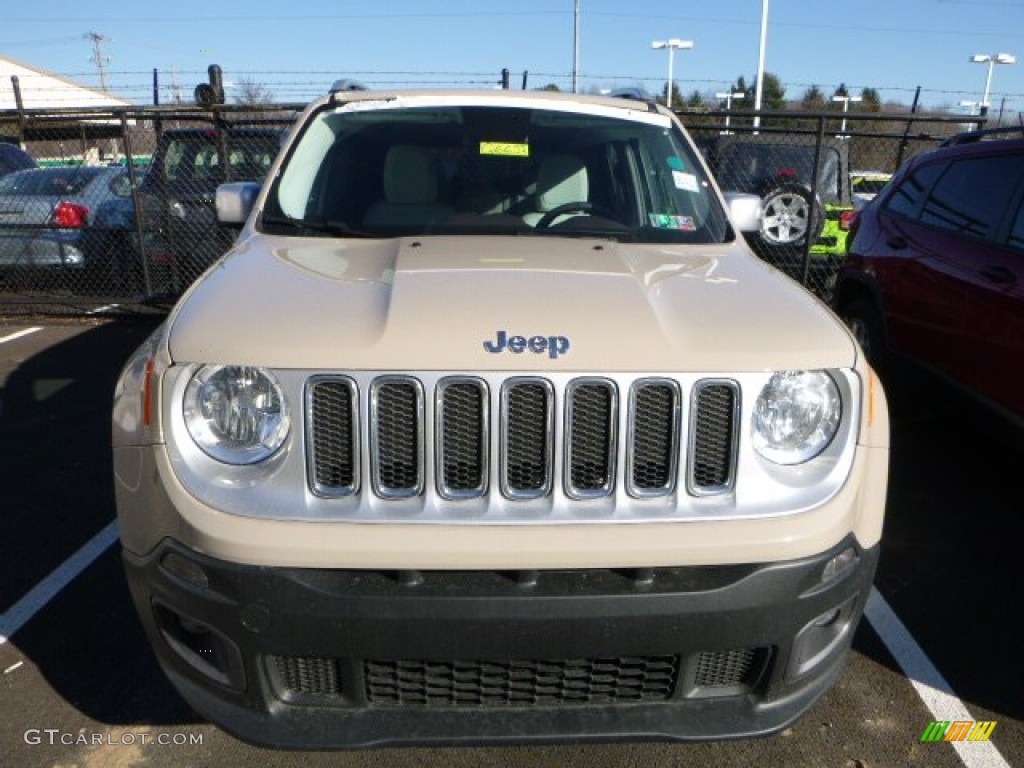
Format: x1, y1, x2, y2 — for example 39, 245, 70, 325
261, 213, 373, 238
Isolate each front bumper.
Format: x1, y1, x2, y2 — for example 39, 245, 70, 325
123, 536, 878, 749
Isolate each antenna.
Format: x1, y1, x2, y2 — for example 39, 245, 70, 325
85, 31, 111, 92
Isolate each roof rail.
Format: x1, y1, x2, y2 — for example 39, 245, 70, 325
939, 125, 1024, 147
606, 88, 661, 113
330, 79, 369, 94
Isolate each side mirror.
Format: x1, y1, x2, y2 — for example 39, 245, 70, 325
723, 191, 763, 234
216, 182, 261, 225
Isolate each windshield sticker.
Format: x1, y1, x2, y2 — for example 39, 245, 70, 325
649, 213, 696, 231
667, 156, 685, 171
480, 141, 530, 158
672, 170, 699, 192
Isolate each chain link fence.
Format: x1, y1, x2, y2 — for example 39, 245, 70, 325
1, 102, 982, 315
685, 108, 984, 299
0, 103, 301, 315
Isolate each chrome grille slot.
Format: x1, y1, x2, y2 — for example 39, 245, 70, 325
436, 378, 489, 499
501, 379, 554, 499
370, 378, 424, 498
627, 380, 681, 497
565, 379, 617, 498
307, 377, 358, 497
689, 381, 739, 494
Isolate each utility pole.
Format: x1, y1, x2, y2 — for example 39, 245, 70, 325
572, 0, 581, 93
86, 31, 110, 92
753, 0, 769, 129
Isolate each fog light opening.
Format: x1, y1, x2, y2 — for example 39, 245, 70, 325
786, 593, 859, 681
153, 602, 244, 690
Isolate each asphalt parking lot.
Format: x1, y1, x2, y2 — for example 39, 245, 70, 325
0, 317, 1021, 768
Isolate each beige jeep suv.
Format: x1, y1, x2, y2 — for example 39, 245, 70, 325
112, 88, 889, 748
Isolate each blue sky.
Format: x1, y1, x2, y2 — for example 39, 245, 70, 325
2, 0, 1022, 115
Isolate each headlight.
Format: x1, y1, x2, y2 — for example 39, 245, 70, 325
183, 365, 290, 464
752, 371, 841, 465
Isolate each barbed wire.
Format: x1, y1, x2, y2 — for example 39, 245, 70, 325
4, 68, 1021, 109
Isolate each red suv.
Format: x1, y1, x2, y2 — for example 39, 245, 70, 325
834, 127, 1024, 442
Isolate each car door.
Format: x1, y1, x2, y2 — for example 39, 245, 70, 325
913, 152, 1024, 409
870, 161, 957, 371
954, 162, 1024, 417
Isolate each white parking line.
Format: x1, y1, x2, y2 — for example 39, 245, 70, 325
0, 521, 119, 646
86, 304, 120, 315
0, 327, 43, 345
866, 588, 1010, 768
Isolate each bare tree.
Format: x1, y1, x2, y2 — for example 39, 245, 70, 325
234, 76, 275, 107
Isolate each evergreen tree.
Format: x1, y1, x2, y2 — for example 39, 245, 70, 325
801, 85, 827, 111
860, 87, 882, 112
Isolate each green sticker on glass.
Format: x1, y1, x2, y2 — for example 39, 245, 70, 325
480, 141, 530, 157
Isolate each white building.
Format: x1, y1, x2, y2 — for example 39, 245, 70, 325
1, 55, 131, 110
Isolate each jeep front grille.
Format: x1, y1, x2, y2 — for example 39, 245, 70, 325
307, 375, 739, 503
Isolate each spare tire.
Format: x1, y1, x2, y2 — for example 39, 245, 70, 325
759, 183, 824, 248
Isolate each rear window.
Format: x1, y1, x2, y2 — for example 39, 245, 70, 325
0, 167, 102, 196
715, 143, 842, 201
160, 133, 278, 183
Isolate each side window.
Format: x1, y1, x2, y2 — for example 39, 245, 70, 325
163, 141, 185, 181
919, 154, 1024, 240
884, 162, 943, 218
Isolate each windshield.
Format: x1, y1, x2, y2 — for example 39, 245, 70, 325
263, 102, 730, 243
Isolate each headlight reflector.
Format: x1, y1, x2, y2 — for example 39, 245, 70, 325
184, 365, 290, 464
752, 371, 841, 464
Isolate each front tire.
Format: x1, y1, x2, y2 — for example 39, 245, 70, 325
842, 297, 888, 377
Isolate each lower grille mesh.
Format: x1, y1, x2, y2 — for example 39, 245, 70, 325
269, 655, 343, 697
693, 648, 761, 688
365, 656, 679, 707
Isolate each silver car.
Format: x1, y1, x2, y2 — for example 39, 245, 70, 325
0, 165, 132, 272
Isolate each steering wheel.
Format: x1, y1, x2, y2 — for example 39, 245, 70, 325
535, 201, 594, 229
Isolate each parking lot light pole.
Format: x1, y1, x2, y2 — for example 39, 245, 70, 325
715, 91, 745, 133
971, 53, 1016, 109
832, 94, 862, 138
651, 38, 693, 109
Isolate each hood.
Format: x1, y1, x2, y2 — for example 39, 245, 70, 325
167, 234, 856, 372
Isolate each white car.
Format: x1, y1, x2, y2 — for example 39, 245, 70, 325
113, 88, 889, 748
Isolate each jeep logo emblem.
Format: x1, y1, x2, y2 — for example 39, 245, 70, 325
483, 330, 570, 359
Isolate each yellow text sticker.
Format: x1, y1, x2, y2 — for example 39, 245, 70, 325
480, 141, 530, 158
